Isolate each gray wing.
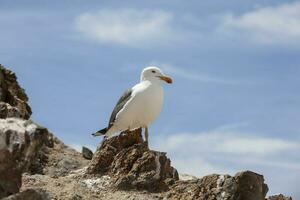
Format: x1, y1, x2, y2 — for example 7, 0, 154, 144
108, 88, 133, 129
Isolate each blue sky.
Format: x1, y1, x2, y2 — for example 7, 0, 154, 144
1, 0, 300, 198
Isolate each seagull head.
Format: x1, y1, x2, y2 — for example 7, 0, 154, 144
140, 66, 173, 84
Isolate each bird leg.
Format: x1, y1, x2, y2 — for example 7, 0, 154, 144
144, 126, 149, 147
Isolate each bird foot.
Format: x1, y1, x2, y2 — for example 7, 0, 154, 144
144, 141, 149, 149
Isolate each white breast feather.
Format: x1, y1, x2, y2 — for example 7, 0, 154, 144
112, 81, 164, 132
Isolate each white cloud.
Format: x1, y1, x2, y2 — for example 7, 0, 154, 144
74, 3, 300, 47
75, 9, 183, 47
218, 137, 298, 155
173, 158, 232, 177
153, 123, 300, 177
220, 2, 300, 44
226, 156, 300, 171
157, 128, 299, 156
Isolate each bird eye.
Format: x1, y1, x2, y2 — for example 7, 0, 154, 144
152, 70, 156, 73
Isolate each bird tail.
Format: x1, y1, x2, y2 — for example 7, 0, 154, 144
92, 127, 107, 137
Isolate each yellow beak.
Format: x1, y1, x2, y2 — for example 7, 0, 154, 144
158, 75, 173, 84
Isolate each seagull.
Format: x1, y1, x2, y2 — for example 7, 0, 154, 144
92, 66, 172, 145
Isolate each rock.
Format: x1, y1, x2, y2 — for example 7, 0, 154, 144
54, 157, 82, 176
234, 171, 268, 200
268, 194, 293, 200
0, 118, 50, 198
82, 146, 93, 160
0, 103, 23, 119
87, 129, 179, 192
179, 174, 198, 181
0, 65, 32, 119
0, 118, 52, 173
87, 129, 144, 174
0, 117, 86, 197
2, 189, 51, 200
0, 149, 21, 198
167, 171, 268, 200
41, 138, 89, 177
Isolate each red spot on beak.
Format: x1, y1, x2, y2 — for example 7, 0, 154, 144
159, 76, 173, 84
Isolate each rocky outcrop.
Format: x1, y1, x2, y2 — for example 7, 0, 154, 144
268, 194, 293, 200
87, 129, 179, 192
0, 117, 89, 198
82, 146, 93, 160
0, 65, 31, 119
0, 119, 52, 173
0, 118, 49, 198
0, 64, 34, 198
166, 171, 268, 200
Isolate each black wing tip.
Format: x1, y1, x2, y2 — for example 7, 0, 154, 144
92, 128, 107, 137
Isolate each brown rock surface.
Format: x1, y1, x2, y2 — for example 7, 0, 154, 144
235, 171, 268, 200
87, 129, 179, 192
0, 65, 31, 119
167, 171, 268, 200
